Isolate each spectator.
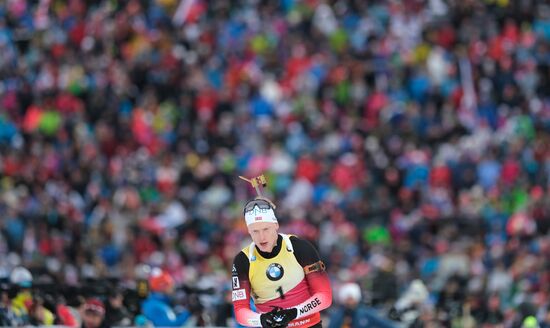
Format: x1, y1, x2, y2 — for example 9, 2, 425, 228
103, 288, 133, 327
480, 293, 505, 327
0, 289, 18, 326
9, 266, 33, 325
389, 279, 430, 326
328, 282, 398, 328
81, 298, 107, 328
27, 293, 55, 326
141, 268, 190, 327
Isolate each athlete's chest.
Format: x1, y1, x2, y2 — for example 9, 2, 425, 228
248, 247, 305, 302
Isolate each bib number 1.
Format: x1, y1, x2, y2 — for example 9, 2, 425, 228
276, 286, 285, 299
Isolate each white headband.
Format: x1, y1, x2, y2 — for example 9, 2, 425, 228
244, 205, 278, 226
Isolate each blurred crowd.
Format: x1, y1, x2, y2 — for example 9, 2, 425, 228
1, 0, 550, 326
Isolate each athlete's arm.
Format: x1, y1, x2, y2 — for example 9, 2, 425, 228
289, 236, 332, 318
231, 251, 261, 327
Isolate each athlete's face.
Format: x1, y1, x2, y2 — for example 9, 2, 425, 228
248, 222, 279, 253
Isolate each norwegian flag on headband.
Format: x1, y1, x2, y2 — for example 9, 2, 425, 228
173, 0, 206, 26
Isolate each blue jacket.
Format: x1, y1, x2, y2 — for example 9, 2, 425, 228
328, 305, 399, 328
141, 293, 191, 327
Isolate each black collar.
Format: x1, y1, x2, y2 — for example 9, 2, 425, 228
256, 234, 283, 259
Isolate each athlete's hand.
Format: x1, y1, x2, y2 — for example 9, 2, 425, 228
260, 307, 297, 328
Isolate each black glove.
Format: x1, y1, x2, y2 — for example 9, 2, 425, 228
260, 307, 298, 328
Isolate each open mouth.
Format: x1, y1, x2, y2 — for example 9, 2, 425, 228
259, 242, 268, 248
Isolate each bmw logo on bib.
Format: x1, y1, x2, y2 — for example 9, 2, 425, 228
266, 263, 284, 281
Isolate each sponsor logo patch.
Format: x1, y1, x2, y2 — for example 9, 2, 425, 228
304, 261, 326, 274
250, 207, 269, 215
298, 298, 321, 316
232, 289, 246, 301
232, 276, 240, 289
266, 263, 284, 281
288, 318, 311, 327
